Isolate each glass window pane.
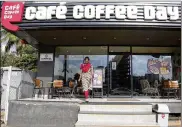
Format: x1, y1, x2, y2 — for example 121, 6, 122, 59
54, 55, 64, 80
54, 46, 108, 91
132, 55, 173, 97
66, 55, 83, 81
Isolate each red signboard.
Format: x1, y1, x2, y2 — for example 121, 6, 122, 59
1, 2, 24, 31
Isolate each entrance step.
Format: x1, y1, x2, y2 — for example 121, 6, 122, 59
75, 121, 160, 127
78, 113, 156, 123
76, 102, 159, 127
80, 102, 152, 113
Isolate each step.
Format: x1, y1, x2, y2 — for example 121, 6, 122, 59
75, 121, 160, 127
80, 103, 152, 113
78, 113, 156, 123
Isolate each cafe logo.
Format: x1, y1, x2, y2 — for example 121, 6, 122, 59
1, 2, 24, 31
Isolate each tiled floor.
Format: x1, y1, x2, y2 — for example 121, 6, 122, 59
168, 119, 181, 127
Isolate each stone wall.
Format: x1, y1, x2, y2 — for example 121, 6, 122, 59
8, 101, 80, 127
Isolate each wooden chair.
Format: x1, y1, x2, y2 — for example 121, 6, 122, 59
33, 79, 44, 98
53, 80, 64, 98
53, 80, 63, 88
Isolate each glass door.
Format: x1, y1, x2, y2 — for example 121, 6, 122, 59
54, 46, 108, 94
108, 47, 132, 97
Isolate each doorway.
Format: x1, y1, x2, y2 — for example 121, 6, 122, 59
54, 46, 108, 95
107, 46, 132, 97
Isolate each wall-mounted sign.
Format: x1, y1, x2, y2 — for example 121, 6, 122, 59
147, 58, 171, 75
25, 4, 179, 21
1, 2, 180, 31
40, 53, 53, 61
1, 2, 24, 31
112, 62, 117, 70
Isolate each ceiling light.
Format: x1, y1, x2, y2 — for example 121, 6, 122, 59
146, 38, 149, 40
113, 37, 116, 40
54, 38, 56, 40
83, 37, 87, 40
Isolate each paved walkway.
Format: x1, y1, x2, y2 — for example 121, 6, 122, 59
1, 118, 181, 127
19, 97, 181, 103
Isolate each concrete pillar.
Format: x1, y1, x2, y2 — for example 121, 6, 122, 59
37, 44, 55, 97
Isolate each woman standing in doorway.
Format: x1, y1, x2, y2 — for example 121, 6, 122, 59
80, 57, 93, 102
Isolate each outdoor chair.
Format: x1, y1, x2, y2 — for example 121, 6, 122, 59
140, 79, 160, 97
33, 79, 44, 98
53, 80, 64, 98
70, 80, 82, 98
63, 87, 72, 98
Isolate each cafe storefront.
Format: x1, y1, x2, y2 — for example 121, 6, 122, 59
1, 1, 181, 98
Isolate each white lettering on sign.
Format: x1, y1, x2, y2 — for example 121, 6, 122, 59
127, 6, 137, 19
36, 6, 47, 20
25, 4, 180, 21
85, 5, 95, 19
25, 3, 67, 20
25, 7, 36, 20
40, 53, 53, 61
144, 6, 179, 20
167, 7, 179, 20
73, 5, 84, 19
56, 5, 67, 19
156, 6, 167, 20
95, 5, 105, 19
115, 6, 126, 19
105, 5, 115, 19
144, 6, 155, 20
4, 4, 21, 19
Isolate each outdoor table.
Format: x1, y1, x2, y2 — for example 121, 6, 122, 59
47, 82, 65, 98
42, 82, 54, 99
62, 87, 72, 98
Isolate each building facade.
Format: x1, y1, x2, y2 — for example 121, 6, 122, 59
1, 1, 181, 98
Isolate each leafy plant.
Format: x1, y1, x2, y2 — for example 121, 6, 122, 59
1, 29, 38, 72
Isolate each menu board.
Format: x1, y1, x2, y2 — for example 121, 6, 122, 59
93, 69, 103, 88
147, 59, 171, 75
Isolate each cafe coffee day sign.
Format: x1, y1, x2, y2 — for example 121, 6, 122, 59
1, 2, 180, 31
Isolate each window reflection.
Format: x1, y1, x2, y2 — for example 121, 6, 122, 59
132, 55, 172, 97
54, 47, 108, 89
54, 55, 64, 80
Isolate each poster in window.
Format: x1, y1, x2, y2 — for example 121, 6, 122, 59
93, 69, 103, 88
112, 62, 116, 70
147, 58, 171, 75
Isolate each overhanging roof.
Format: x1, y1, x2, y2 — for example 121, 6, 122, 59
23, 27, 180, 46
14, 2, 181, 29
1, 1, 181, 47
